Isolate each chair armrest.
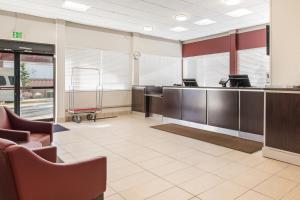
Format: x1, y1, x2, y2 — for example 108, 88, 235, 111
7, 146, 107, 200
5, 107, 53, 141
32, 146, 57, 163
0, 128, 30, 143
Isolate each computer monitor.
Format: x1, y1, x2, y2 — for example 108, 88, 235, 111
229, 75, 251, 87
183, 79, 198, 87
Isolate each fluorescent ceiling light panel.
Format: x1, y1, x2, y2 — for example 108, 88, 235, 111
226, 8, 252, 17
143, 26, 153, 31
194, 19, 216, 26
62, 1, 90, 12
170, 27, 188, 32
222, 0, 241, 6
175, 14, 189, 21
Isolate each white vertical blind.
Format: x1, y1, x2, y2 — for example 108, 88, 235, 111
238, 47, 270, 87
65, 48, 131, 91
139, 54, 182, 86
183, 52, 230, 87
102, 51, 132, 90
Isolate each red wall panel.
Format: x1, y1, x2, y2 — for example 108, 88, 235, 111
230, 34, 238, 75
182, 28, 267, 75
182, 36, 230, 57
237, 29, 267, 50
182, 28, 267, 58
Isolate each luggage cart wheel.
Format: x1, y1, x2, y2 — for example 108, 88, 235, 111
72, 115, 82, 123
87, 114, 94, 121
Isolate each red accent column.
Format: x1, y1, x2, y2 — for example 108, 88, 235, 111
230, 33, 238, 75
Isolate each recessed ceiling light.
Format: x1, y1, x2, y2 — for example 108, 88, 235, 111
62, 1, 90, 12
143, 26, 153, 31
222, 0, 241, 6
194, 19, 216, 26
226, 8, 252, 17
175, 14, 189, 22
170, 27, 188, 32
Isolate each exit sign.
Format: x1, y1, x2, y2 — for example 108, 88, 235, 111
12, 31, 23, 39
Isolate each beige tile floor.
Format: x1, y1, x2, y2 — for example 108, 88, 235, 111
53, 114, 300, 200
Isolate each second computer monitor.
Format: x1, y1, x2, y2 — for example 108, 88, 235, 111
229, 75, 251, 87
183, 79, 198, 87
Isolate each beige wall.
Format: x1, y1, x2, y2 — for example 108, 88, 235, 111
133, 33, 182, 57
65, 91, 131, 109
271, 0, 300, 86
65, 22, 132, 53
132, 34, 182, 85
0, 10, 56, 44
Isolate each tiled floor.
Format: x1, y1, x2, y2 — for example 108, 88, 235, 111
54, 114, 300, 200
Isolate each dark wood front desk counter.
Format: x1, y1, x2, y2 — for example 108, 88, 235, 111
132, 86, 300, 166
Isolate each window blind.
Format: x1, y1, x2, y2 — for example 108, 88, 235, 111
238, 47, 270, 87
65, 48, 131, 91
139, 54, 182, 86
183, 52, 230, 87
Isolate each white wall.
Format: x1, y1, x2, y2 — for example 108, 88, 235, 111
0, 11, 182, 121
271, 0, 300, 86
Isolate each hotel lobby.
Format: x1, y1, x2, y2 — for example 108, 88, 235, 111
1, 0, 300, 200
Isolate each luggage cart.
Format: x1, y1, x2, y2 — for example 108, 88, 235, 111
68, 67, 103, 123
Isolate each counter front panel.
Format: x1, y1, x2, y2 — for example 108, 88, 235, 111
240, 91, 264, 135
182, 89, 207, 124
207, 90, 239, 130
132, 86, 145, 112
266, 92, 300, 154
162, 88, 182, 119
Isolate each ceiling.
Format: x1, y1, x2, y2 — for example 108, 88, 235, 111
0, 0, 270, 41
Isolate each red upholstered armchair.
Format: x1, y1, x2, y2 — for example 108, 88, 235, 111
0, 106, 53, 146
0, 138, 107, 200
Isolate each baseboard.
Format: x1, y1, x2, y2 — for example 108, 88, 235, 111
55, 117, 66, 123
239, 132, 264, 143
263, 146, 300, 166
162, 118, 264, 142
65, 110, 131, 122
132, 111, 145, 116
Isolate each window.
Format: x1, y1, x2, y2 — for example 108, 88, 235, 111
0, 76, 6, 86
183, 52, 230, 87
139, 54, 182, 86
238, 47, 270, 87
65, 48, 131, 91
102, 51, 132, 90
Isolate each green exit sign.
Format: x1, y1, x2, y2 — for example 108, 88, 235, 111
12, 31, 23, 39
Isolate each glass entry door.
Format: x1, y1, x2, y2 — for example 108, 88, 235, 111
20, 54, 54, 120
0, 40, 55, 121
0, 52, 15, 111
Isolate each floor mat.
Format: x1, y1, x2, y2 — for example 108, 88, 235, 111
53, 124, 70, 133
152, 123, 263, 153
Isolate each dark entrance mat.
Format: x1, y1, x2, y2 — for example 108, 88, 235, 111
53, 124, 70, 133
151, 124, 263, 154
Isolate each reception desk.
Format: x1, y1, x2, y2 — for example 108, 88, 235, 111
161, 87, 264, 137
132, 85, 300, 165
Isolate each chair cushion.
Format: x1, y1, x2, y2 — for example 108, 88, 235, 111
29, 133, 51, 146
0, 107, 11, 129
